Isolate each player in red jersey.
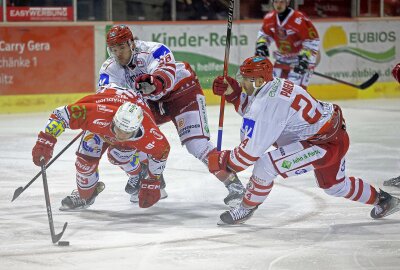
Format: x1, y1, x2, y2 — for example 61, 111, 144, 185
32, 84, 170, 210
255, 0, 320, 89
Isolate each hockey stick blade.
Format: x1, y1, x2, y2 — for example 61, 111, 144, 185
11, 187, 24, 202
359, 73, 379, 89
52, 222, 68, 243
313, 71, 379, 90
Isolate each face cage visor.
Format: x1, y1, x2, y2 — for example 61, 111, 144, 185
106, 40, 135, 65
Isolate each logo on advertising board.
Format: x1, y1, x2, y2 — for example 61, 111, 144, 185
323, 26, 395, 63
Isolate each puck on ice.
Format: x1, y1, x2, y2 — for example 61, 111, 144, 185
58, 241, 70, 246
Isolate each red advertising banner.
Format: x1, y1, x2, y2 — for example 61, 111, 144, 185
7, 7, 73, 22
0, 26, 94, 95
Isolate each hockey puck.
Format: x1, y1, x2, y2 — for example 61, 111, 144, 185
58, 241, 70, 246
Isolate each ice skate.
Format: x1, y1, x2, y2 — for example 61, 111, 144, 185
125, 175, 141, 195
130, 175, 168, 203
224, 174, 246, 208
383, 176, 400, 188
59, 182, 105, 211
218, 203, 258, 225
370, 189, 400, 219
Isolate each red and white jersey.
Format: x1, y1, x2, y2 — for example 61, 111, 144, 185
258, 9, 320, 65
227, 78, 336, 172
98, 40, 194, 101
48, 84, 169, 161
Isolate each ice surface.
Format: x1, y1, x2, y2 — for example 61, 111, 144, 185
1, 99, 400, 270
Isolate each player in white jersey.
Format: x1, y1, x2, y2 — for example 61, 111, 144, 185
209, 56, 400, 225
383, 63, 400, 188
77, 24, 245, 207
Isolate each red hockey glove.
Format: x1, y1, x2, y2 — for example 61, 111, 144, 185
138, 178, 161, 208
392, 63, 400, 84
212, 76, 242, 103
135, 74, 164, 96
208, 150, 231, 174
32, 131, 57, 166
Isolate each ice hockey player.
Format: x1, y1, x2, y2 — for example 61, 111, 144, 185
383, 63, 400, 188
93, 24, 245, 206
31, 84, 170, 210
209, 56, 400, 225
255, 0, 320, 89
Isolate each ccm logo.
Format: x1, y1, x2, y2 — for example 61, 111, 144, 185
37, 138, 54, 146
141, 184, 160, 190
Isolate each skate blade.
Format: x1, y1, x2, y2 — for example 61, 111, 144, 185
59, 205, 90, 212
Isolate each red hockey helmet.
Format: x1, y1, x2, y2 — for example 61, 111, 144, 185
106, 25, 134, 47
239, 56, 273, 82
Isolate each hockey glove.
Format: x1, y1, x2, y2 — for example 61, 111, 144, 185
255, 37, 269, 57
138, 178, 161, 208
212, 76, 242, 103
135, 74, 164, 96
392, 63, 400, 83
208, 150, 231, 174
32, 131, 57, 166
293, 54, 309, 75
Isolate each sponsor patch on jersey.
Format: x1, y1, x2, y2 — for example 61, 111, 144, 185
152, 45, 170, 59
150, 128, 164, 140
82, 133, 102, 154
241, 118, 255, 138
97, 105, 114, 113
98, 73, 109, 86
93, 118, 110, 128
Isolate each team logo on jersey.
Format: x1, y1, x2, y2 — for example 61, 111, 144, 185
93, 118, 111, 128
241, 118, 255, 138
277, 27, 287, 39
98, 73, 110, 86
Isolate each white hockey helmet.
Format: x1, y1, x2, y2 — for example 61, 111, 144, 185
112, 102, 144, 139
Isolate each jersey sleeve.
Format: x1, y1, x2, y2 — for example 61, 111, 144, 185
295, 12, 320, 63
98, 58, 129, 90
144, 43, 177, 100
227, 96, 289, 173
257, 12, 275, 46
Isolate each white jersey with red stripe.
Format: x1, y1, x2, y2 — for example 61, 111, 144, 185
98, 40, 192, 101
229, 77, 335, 172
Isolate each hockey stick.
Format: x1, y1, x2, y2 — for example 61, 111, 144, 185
11, 131, 84, 202
217, 0, 235, 151
40, 157, 68, 244
313, 71, 379, 90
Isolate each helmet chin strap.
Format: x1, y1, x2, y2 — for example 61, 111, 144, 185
252, 81, 267, 96
127, 40, 135, 67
